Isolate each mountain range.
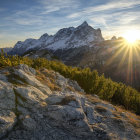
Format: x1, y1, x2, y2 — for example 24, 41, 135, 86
7, 21, 140, 91
0, 22, 140, 140
10, 21, 103, 54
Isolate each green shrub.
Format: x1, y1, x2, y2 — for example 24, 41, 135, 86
0, 51, 140, 114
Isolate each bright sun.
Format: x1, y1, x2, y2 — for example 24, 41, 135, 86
123, 30, 140, 44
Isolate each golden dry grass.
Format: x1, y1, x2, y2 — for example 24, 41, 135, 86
40, 101, 47, 107
81, 93, 140, 135
57, 95, 76, 105
85, 94, 102, 104
3, 71, 10, 75
95, 105, 108, 113
36, 70, 61, 91
66, 85, 76, 92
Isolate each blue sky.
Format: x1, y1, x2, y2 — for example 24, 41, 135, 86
0, 0, 140, 47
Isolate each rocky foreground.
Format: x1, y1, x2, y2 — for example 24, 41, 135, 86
0, 64, 140, 140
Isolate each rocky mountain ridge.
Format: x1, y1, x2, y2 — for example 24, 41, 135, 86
10, 21, 104, 55
0, 64, 140, 140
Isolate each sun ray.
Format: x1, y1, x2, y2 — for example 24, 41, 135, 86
126, 46, 133, 85
105, 32, 140, 86
133, 45, 140, 61
117, 44, 129, 69
106, 43, 126, 66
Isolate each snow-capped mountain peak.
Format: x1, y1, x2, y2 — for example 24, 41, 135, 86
10, 21, 104, 55
39, 33, 49, 41
79, 21, 88, 27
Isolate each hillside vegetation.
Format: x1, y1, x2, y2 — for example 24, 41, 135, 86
0, 50, 140, 115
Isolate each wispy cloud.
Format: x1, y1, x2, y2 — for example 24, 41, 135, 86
91, 11, 140, 39
39, 0, 80, 14
3, 0, 80, 26
67, 0, 140, 19
84, 0, 140, 13
4, 8, 44, 26
67, 13, 80, 19
66, 0, 140, 39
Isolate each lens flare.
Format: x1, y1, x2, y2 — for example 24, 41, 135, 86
123, 30, 140, 44
106, 32, 140, 84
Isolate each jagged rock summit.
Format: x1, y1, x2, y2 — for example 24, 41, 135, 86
10, 21, 104, 55
0, 64, 140, 140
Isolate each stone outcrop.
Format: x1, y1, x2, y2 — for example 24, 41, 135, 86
0, 64, 139, 140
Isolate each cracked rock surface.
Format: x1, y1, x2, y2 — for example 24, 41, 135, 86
0, 64, 140, 140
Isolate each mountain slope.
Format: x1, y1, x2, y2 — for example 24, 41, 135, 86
0, 64, 140, 140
